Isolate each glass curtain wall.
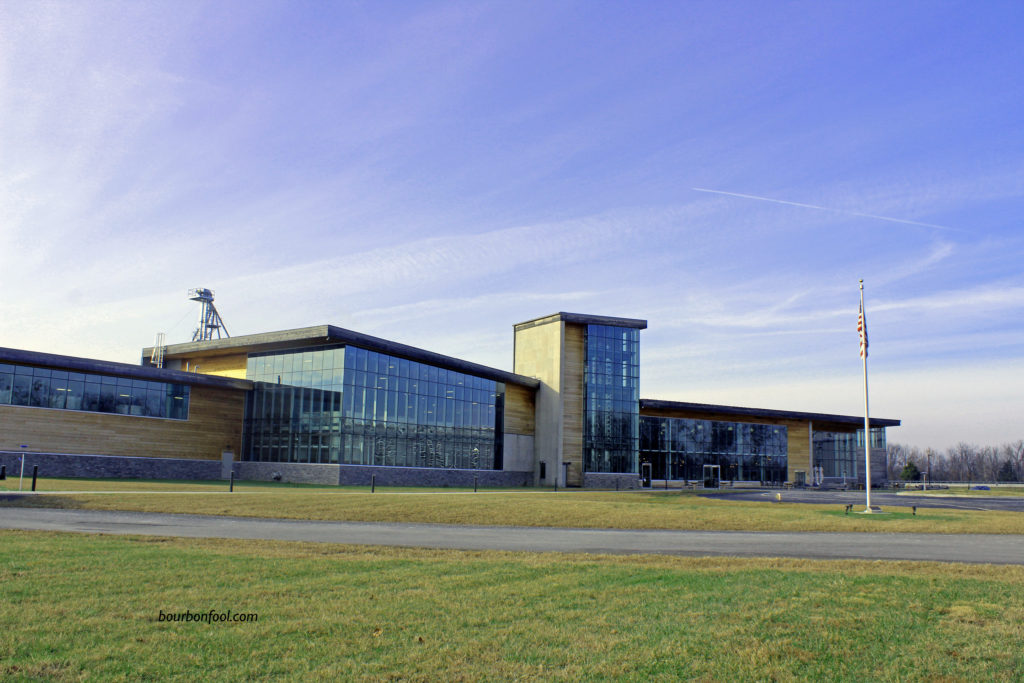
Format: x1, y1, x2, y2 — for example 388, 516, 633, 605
0, 362, 189, 419
243, 345, 504, 469
583, 324, 639, 474
812, 428, 886, 479
639, 416, 788, 482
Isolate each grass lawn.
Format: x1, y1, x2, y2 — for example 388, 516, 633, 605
3, 477, 1024, 534
899, 485, 1024, 497
2, 530, 1023, 681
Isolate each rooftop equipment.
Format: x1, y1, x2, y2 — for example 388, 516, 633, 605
188, 288, 230, 341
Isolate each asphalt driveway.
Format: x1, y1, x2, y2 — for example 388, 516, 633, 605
3, 507, 1023, 565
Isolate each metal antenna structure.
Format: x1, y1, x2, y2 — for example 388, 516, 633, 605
188, 288, 230, 341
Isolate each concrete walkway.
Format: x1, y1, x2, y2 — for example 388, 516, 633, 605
3, 507, 1024, 564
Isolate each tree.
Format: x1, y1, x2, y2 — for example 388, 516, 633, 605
900, 462, 921, 481
887, 443, 909, 480
997, 459, 1017, 483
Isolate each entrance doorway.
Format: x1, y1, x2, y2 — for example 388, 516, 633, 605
703, 464, 720, 489
640, 462, 652, 488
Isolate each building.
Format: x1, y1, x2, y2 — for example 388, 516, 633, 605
0, 312, 898, 487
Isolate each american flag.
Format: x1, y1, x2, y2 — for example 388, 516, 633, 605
858, 302, 869, 359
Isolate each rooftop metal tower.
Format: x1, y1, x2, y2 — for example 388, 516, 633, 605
188, 288, 230, 342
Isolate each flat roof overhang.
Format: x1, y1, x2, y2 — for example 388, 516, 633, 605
1, 347, 253, 391
639, 399, 900, 429
513, 311, 648, 331
144, 325, 540, 389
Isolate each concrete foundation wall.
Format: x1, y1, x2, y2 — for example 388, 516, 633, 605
502, 433, 534, 472
0, 451, 222, 481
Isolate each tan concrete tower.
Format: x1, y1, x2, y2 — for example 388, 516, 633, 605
513, 313, 647, 487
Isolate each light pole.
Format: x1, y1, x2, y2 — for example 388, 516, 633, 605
19, 444, 27, 491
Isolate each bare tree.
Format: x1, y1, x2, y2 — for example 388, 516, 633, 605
1003, 440, 1024, 481
883, 441, 1023, 482
887, 443, 907, 480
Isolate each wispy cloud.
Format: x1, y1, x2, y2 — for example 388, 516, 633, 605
691, 187, 964, 232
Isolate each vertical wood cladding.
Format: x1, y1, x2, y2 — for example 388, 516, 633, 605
503, 383, 536, 435
561, 324, 584, 486
0, 385, 245, 460
785, 421, 811, 482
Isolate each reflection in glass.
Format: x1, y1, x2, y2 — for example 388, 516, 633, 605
243, 344, 504, 469
0, 363, 190, 420
640, 415, 789, 483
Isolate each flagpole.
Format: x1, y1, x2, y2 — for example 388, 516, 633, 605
860, 280, 872, 511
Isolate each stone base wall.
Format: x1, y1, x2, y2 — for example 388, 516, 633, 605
583, 472, 642, 490
234, 461, 340, 486
0, 451, 222, 481
236, 461, 531, 487
0, 450, 534, 488
334, 464, 531, 488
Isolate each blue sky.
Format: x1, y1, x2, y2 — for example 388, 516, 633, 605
2, 1, 1022, 450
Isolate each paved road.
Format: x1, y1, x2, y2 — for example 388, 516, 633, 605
702, 489, 1024, 512
2, 507, 1024, 564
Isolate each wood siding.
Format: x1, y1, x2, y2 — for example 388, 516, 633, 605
0, 385, 246, 460
503, 383, 536, 436
561, 323, 584, 486
180, 352, 248, 379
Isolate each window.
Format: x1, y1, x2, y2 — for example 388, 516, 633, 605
0, 363, 190, 420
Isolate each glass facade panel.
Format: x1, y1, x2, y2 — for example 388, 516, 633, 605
243, 345, 504, 469
0, 363, 189, 420
640, 415, 788, 483
812, 428, 886, 479
583, 325, 639, 474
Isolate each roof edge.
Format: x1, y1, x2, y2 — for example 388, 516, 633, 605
143, 324, 540, 389
639, 399, 901, 427
0, 347, 253, 391
514, 311, 648, 331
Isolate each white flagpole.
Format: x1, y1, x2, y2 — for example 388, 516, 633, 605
860, 280, 872, 511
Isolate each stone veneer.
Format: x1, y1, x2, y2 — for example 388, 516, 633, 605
237, 461, 531, 487
0, 451, 221, 481
582, 471, 642, 490
0, 451, 532, 488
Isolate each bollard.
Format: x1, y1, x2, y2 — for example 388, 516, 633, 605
912, 506, 917, 516
0, 465, 5, 480
371, 474, 375, 493
229, 471, 235, 493
474, 476, 478, 493
32, 465, 38, 492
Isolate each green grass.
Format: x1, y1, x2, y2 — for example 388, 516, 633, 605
899, 485, 1024, 497
2, 530, 1023, 681
4, 477, 1024, 534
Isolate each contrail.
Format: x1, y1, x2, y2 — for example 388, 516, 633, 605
691, 187, 962, 232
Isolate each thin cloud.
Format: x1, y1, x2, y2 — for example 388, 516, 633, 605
691, 187, 964, 233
